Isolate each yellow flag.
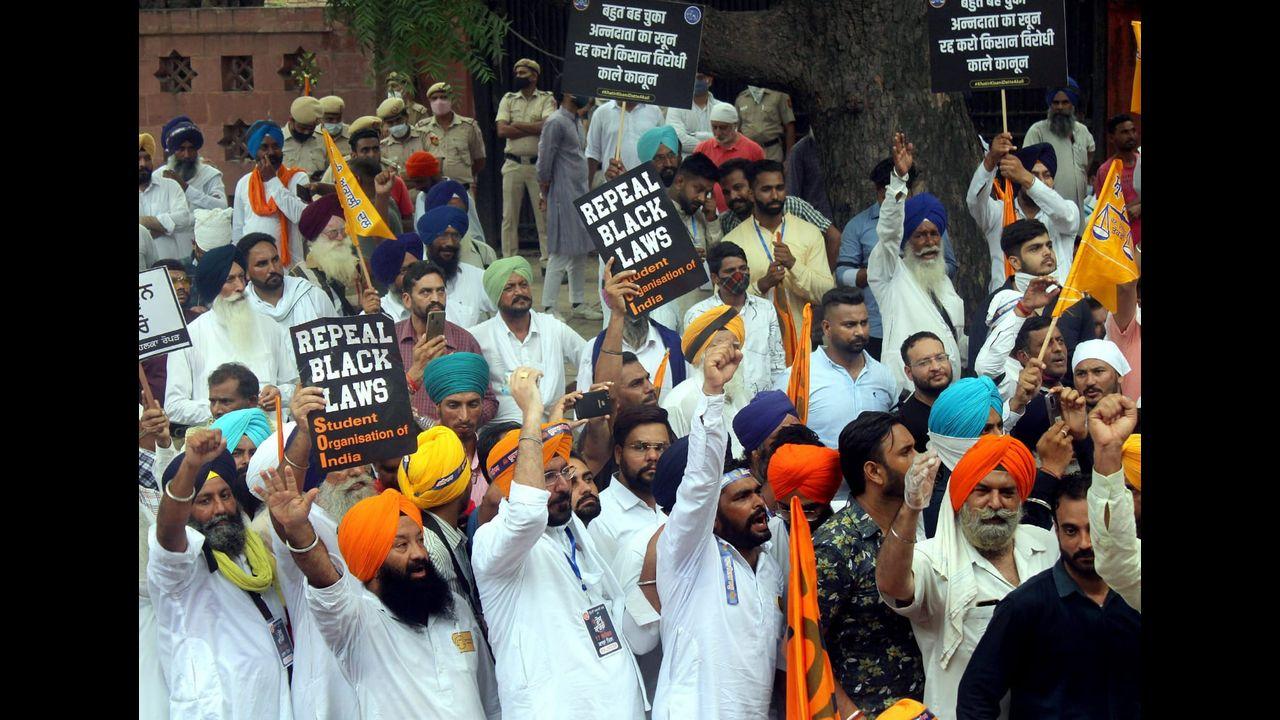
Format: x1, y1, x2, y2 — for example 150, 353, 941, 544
786, 303, 813, 425
321, 128, 396, 243
785, 496, 838, 720
1130, 21, 1142, 114
1053, 159, 1140, 317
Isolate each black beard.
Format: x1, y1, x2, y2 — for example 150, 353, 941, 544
191, 512, 246, 556
1049, 112, 1074, 137
621, 463, 655, 494
659, 167, 676, 187
1061, 548, 1099, 580
717, 507, 771, 551
574, 496, 602, 524
755, 200, 784, 217
352, 157, 381, 177
429, 249, 461, 280
376, 559, 455, 628
139, 169, 152, 185
729, 199, 753, 219
174, 158, 199, 181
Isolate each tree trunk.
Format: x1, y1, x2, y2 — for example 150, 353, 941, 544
699, 0, 991, 311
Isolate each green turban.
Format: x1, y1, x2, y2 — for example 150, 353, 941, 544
482, 255, 534, 307
423, 352, 490, 404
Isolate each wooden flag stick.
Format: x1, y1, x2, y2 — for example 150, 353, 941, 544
138, 362, 156, 409
613, 104, 627, 164
1000, 89, 1008, 134
351, 237, 376, 292
1035, 314, 1061, 362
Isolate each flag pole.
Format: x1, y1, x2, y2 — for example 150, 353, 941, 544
139, 362, 155, 408
1035, 315, 1061, 362
1000, 89, 1008, 134
613, 104, 627, 164
352, 237, 375, 292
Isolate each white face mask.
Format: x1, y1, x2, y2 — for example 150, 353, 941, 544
324, 122, 343, 135
387, 90, 403, 100
390, 123, 409, 139
430, 98, 452, 116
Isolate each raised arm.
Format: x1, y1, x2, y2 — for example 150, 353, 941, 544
868, 133, 913, 297
264, 465, 340, 588
875, 449, 938, 603
185, 170, 229, 210
154, 428, 227, 553
1000, 152, 1080, 238
1086, 393, 1142, 612
593, 258, 641, 393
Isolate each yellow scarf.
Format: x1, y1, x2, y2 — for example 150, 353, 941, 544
213, 524, 277, 594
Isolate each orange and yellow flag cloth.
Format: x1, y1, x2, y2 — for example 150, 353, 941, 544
785, 495, 838, 720
320, 128, 397, 244
991, 178, 1020, 280
1052, 159, 1140, 318
1130, 21, 1142, 114
785, 303, 813, 425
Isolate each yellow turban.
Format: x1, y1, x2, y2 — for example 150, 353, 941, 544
398, 426, 470, 509
1122, 433, 1141, 490
682, 305, 745, 365
337, 489, 422, 583
139, 133, 157, 159
485, 422, 573, 498
875, 699, 934, 720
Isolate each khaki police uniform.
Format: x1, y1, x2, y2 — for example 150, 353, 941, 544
283, 130, 330, 180
735, 88, 795, 163
379, 129, 426, 170
418, 113, 486, 186
496, 88, 555, 259
329, 123, 351, 157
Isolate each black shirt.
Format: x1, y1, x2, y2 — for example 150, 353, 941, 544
894, 393, 933, 453
956, 560, 1141, 720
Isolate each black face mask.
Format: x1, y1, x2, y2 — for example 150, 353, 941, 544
513, 76, 533, 92
290, 128, 313, 142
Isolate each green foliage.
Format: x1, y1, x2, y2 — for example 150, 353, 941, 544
327, 0, 509, 90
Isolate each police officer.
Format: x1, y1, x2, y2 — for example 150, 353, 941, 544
418, 81, 487, 193
385, 71, 430, 127
283, 95, 329, 180
319, 95, 350, 156
377, 97, 426, 169
495, 58, 554, 262
734, 85, 796, 163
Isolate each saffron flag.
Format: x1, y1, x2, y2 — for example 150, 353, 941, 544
1052, 159, 1140, 317
785, 495, 838, 720
321, 128, 397, 244
991, 177, 1019, 279
1130, 21, 1142, 114
786, 303, 813, 425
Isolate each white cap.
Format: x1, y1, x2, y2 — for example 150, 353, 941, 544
193, 207, 234, 251
709, 103, 739, 124
1071, 339, 1131, 377
246, 421, 297, 502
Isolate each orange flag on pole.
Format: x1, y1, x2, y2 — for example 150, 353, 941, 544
1052, 159, 1140, 318
786, 303, 812, 425
991, 178, 1019, 280
1130, 21, 1142, 114
320, 128, 397, 243
785, 495, 838, 720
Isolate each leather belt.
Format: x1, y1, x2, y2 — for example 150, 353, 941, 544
760, 137, 781, 148
504, 153, 537, 164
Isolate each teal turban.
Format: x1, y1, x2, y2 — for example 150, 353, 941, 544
211, 408, 273, 450
482, 255, 533, 307
927, 376, 1003, 439
423, 352, 490, 404
636, 125, 680, 163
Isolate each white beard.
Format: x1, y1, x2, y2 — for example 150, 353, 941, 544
689, 362, 748, 403
212, 292, 264, 357
308, 236, 359, 287
903, 250, 951, 295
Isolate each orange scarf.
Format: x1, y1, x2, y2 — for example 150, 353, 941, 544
248, 165, 305, 266
785, 303, 812, 424
992, 177, 1018, 280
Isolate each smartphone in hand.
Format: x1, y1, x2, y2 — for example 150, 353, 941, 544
426, 310, 446, 341
574, 390, 614, 420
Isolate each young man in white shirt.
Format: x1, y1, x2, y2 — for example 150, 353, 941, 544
875, 435, 1056, 720
139, 133, 193, 260
589, 404, 673, 567
237, 233, 340, 331
473, 257, 586, 423
472, 367, 648, 720
653, 341, 786, 718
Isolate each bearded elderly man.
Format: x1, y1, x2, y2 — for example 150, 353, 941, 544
295, 197, 367, 316
661, 305, 751, 454
232, 120, 309, 267
420, 352, 494, 507
263, 469, 501, 719
237, 232, 340, 331
417, 205, 497, 327
164, 245, 299, 427
876, 435, 1056, 720
153, 117, 228, 257
473, 368, 649, 719
422, 179, 497, 270
139, 133, 193, 261
149, 429, 293, 719
870, 134, 966, 395
1022, 78, 1095, 219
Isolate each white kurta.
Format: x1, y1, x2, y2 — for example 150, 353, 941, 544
231, 172, 308, 268
588, 479, 667, 569
664, 94, 726, 154
269, 506, 359, 720
660, 370, 751, 459
472, 484, 647, 720
147, 526, 293, 720
1087, 468, 1142, 612
306, 556, 501, 719
140, 176, 194, 260
154, 160, 228, 256
653, 392, 785, 719
868, 169, 966, 393
163, 309, 300, 426
612, 526, 665, 707
684, 293, 786, 401
245, 275, 340, 332
445, 263, 497, 328
471, 311, 586, 423
965, 162, 1081, 291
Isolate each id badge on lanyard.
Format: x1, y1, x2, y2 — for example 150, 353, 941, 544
717, 540, 739, 606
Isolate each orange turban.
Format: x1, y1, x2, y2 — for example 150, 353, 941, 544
947, 434, 1036, 512
768, 444, 842, 505
485, 422, 574, 498
336, 489, 423, 582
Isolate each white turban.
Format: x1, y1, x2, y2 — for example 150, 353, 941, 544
1071, 339, 1131, 377
709, 103, 739, 124
245, 421, 296, 503
193, 207, 234, 252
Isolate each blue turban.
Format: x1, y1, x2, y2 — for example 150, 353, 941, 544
416, 206, 469, 244
194, 245, 239, 306
162, 449, 238, 497
162, 115, 204, 152
422, 352, 490, 404
927, 376, 1003, 438
424, 180, 470, 212
902, 193, 948, 248
371, 235, 423, 286
212, 408, 273, 451
636, 125, 680, 163
245, 120, 284, 157
1013, 143, 1057, 178
1044, 77, 1081, 108
733, 390, 799, 454
653, 435, 691, 515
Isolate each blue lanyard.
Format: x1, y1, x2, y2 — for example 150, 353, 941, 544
564, 526, 588, 593
752, 217, 785, 263
717, 540, 739, 606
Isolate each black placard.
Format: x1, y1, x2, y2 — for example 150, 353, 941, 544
290, 315, 417, 472
574, 161, 708, 317
561, 0, 705, 109
927, 0, 1067, 92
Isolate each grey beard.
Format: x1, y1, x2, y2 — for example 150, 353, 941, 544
903, 249, 951, 295
623, 315, 649, 349
191, 512, 247, 556
958, 505, 1023, 554
212, 292, 264, 357
315, 471, 378, 521
1048, 112, 1074, 138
